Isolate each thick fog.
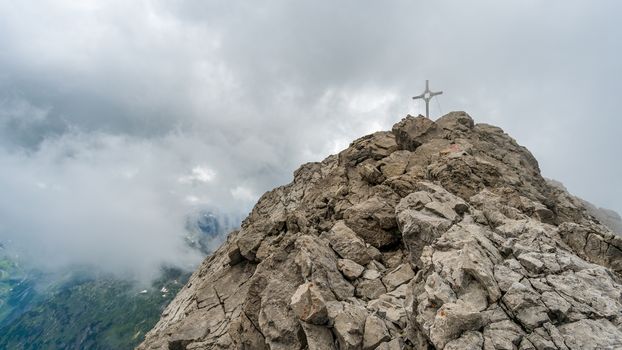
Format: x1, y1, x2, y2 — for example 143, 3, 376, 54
0, 1, 620, 280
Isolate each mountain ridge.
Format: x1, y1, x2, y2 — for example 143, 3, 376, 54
138, 112, 622, 350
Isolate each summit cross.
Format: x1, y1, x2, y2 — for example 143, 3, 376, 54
412, 80, 443, 118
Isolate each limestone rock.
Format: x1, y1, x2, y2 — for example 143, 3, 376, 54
428, 302, 484, 349
444, 331, 483, 350
300, 322, 336, 350
355, 278, 386, 300
344, 196, 399, 248
362, 315, 390, 350
502, 282, 550, 331
290, 282, 328, 325
138, 112, 622, 350
381, 263, 415, 292
368, 294, 408, 329
558, 319, 622, 350
360, 163, 386, 185
323, 221, 372, 265
362, 268, 381, 280
392, 115, 439, 151
483, 320, 524, 350
375, 338, 403, 350
337, 259, 365, 280
332, 303, 367, 350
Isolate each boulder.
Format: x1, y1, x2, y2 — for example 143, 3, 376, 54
428, 302, 484, 349
323, 221, 372, 265
444, 331, 483, 350
290, 282, 328, 325
375, 338, 404, 350
332, 303, 367, 350
501, 282, 550, 331
392, 115, 438, 151
435, 111, 475, 132
483, 320, 525, 350
558, 319, 622, 350
382, 263, 415, 292
362, 268, 381, 280
355, 279, 386, 300
344, 197, 399, 248
360, 163, 386, 185
300, 322, 336, 350
368, 295, 408, 329
362, 315, 390, 350
337, 259, 365, 280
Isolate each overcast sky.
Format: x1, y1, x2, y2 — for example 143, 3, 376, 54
0, 1, 620, 280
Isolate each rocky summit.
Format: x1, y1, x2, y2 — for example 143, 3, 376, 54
137, 112, 622, 350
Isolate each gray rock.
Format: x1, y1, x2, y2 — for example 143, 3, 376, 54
444, 331, 483, 350
355, 279, 386, 300
324, 221, 372, 265
290, 282, 328, 325
558, 319, 622, 350
167, 313, 211, 350
397, 209, 452, 266
517, 253, 545, 274
368, 295, 408, 329
236, 229, 264, 261
526, 328, 557, 350
367, 245, 383, 262
300, 322, 336, 350
518, 338, 536, 350
502, 282, 550, 331
428, 302, 484, 349
227, 242, 244, 265
494, 264, 524, 292
382, 250, 405, 269
542, 323, 569, 350
344, 196, 399, 248
375, 338, 404, 350
337, 259, 365, 280
382, 263, 415, 292
483, 320, 524, 350
424, 272, 456, 305
392, 115, 439, 151
332, 303, 367, 350
379, 151, 410, 178
362, 269, 382, 280
360, 163, 386, 185
541, 291, 571, 322
295, 235, 355, 300
138, 113, 622, 350
362, 315, 390, 350
546, 268, 622, 319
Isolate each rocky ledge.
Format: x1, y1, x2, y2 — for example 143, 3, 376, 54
138, 112, 622, 350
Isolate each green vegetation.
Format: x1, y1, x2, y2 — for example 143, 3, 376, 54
0, 268, 189, 350
0, 212, 229, 349
0, 256, 30, 324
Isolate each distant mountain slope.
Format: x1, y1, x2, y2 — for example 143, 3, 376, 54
0, 211, 239, 349
547, 179, 622, 234
0, 268, 188, 350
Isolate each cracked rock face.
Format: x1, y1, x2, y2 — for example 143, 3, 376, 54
138, 112, 622, 350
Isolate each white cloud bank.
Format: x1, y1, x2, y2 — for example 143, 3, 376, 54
0, 0, 621, 280
0, 130, 256, 281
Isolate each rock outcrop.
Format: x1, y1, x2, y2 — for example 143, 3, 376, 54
138, 112, 622, 350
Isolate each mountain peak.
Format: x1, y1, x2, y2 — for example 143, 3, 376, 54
138, 112, 622, 349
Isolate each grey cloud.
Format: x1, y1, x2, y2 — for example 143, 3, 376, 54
0, 1, 620, 279
0, 130, 258, 281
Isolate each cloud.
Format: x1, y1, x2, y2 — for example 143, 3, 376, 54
0, 1, 621, 280
0, 128, 260, 281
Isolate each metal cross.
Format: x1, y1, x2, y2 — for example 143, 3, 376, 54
412, 80, 443, 118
